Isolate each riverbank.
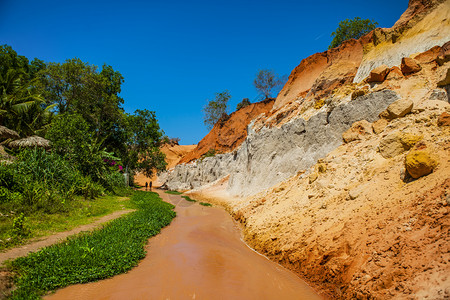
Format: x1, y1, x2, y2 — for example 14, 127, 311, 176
45, 190, 322, 300
4, 191, 175, 299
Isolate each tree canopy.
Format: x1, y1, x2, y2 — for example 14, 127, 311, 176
329, 17, 378, 49
1, 44, 167, 186
203, 90, 231, 130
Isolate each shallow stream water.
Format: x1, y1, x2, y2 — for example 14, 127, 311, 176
46, 191, 321, 300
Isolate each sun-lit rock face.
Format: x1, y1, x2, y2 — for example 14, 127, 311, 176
161, 1, 450, 298
274, 0, 450, 110
178, 99, 274, 164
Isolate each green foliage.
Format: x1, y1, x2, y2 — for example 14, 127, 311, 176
204, 149, 217, 158
0, 45, 52, 136
253, 69, 285, 100
165, 190, 182, 195
203, 90, 231, 130
8, 191, 175, 299
236, 98, 251, 111
329, 17, 378, 49
199, 202, 212, 207
122, 109, 167, 178
46, 113, 125, 187
181, 195, 196, 202
12, 213, 30, 237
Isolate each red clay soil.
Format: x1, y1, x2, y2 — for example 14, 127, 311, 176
179, 99, 274, 164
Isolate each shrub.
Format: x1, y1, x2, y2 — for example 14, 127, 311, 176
329, 17, 378, 49
11, 213, 30, 237
236, 98, 251, 111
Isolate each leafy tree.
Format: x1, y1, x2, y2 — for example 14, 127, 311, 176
236, 98, 251, 111
203, 90, 231, 130
329, 17, 378, 49
37, 59, 125, 141
46, 113, 116, 183
122, 109, 167, 178
253, 70, 285, 100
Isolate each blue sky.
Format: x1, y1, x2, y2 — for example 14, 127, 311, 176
0, 0, 408, 144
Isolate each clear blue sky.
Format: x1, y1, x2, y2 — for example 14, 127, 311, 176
1, 0, 408, 145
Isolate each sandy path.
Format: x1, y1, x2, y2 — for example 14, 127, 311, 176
0, 209, 134, 265
46, 191, 321, 300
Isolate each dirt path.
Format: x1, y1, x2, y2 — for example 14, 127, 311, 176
0, 209, 134, 265
46, 191, 322, 300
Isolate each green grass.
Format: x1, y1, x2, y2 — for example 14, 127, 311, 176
7, 191, 175, 299
164, 190, 182, 195
199, 202, 212, 207
0, 193, 135, 251
181, 195, 196, 202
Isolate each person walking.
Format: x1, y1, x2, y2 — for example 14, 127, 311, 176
145, 182, 148, 191
149, 181, 153, 190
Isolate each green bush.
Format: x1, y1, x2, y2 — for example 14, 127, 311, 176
236, 98, 251, 111
11, 213, 30, 237
329, 17, 378, 49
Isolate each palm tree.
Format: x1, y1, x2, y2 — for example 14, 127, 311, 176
0, 68, 53, 136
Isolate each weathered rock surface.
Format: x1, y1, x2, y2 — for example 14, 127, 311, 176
378, 131, 422, 158
372, 118, 388, 134
436, 41, 450, 65
367, 64, 390, 82
429, 88, 448, 102
342, 120, 373, 143
405, 148, 438, 178
163, 90, 400, 196
380, 97, 413, 120
437, 111, 450, 126
437, 67, 450, 87
401, 57, 422, 74
386, 66, 404, 80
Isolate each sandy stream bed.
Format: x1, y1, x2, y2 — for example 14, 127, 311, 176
45, 190, 321, 300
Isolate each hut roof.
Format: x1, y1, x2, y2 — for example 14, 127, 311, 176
8, 135, 51, 150
0, 126, 20, 140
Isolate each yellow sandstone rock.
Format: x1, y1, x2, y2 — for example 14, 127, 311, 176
405, 149, 438, 178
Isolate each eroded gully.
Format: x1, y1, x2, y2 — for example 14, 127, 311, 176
46, 191, 321, 300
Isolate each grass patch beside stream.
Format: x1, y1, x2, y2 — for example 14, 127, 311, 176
0, 193, 135, 251
165, 190, 182, 195
181, 195, 196, 202
7, 191, 175, 299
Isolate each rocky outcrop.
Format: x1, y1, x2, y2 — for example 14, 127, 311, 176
273, 0, 450, 112
163, 90, 400, 196
178, 99, 274, 164
405, 145, 439, 178
353, 0, 450, 82
162, 1, 450, 299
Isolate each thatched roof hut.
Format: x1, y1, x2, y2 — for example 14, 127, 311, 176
0, 125, 20, 140
8, 135, 51, 150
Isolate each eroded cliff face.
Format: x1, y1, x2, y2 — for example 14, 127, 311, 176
274, 0, 450, 110
164, 90, 400, 196
178, 99, 274, 164
161, 0, 450, 298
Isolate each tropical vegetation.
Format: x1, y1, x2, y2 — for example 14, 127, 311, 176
0, 44, 167, 249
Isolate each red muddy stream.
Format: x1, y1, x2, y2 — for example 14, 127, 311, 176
46, 191, 321, 300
